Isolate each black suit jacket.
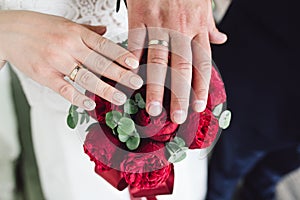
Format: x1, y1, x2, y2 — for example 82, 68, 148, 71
212, 0, 299, 149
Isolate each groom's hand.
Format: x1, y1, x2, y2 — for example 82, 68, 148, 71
127, 0, 227, 124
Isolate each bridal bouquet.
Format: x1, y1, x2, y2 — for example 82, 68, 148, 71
66, 42, 231, 198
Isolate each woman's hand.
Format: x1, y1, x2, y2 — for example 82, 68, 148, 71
127, 0, 227, 124
0, 10, 143, 110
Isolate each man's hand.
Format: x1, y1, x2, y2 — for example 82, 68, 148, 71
127, 0, 227, 124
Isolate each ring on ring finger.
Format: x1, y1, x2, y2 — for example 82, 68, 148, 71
148, 39, 169, 48
69, 63, 82, 81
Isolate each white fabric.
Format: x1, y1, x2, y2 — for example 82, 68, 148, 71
0, 65, 20, 200
275, 167, 300, 200
0, 1, 207, 199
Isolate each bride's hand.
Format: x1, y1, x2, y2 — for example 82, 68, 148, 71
0, 10, 143, 110
127, 0, 227, 124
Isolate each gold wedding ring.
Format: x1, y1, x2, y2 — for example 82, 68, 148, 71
69, 64, 82, 81
148, 39, 169, 48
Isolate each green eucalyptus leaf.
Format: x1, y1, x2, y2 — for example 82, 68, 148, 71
131, 130, 140, 137
137, 101, 146, 109
166, 142, 181, 154
85, 123, 98, 132
69, 105, 78, 115
84, 110, 91, 123
85, 114, 90, 123
67, 114, 78, 129
173, 137, 186, 148
124, 99, 138, 114
135, 93, 146, 109
212, 103, 223, 117
118, 117, 135, 134
212, 0, 216, 11
80, 114, 85, 125
181, 147, 189, 151
105, 111, 122, 129
168, 150, 187, 163
118, 131, 130, 142
120, 39, 128, 48
219, 110, 232, 129
126, 136, 140, 150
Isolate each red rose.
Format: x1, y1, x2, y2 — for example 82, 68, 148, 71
84, 124, 124, 172
209, 67, 226, 109
134, 109, 178, 142
120, 142, 172, 189
85, 91, 113, 123
178, 108, 219, 149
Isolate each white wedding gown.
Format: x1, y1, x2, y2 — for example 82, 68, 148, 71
0, 1, 207, 199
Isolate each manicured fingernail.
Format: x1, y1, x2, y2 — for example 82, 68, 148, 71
193, 100, 206, 112
148, 101, 162, 116
113, 92, 127, 105
217, 33, 227, 42
83, 99, 96, 111
129, 75, 143, 89
172, 110, 187, 124
125, 57, 139, 69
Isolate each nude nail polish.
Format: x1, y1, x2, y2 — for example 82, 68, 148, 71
125, 57, 139, 69
148, 101, 162, 116
193, 100, 206, 112
172, 110, 187, 124
83, 99, 96, 111
129, 76, 143, 89
113, 92, 127, 105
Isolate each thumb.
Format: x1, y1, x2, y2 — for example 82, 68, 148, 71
82, 24, 107, 35
209, 27, 227, 44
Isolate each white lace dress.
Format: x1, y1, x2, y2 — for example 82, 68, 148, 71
0, 1, 207, 199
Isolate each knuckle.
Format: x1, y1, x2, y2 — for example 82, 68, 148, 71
94, 36, 107, 50
115, 70, 129, 81
149, 55, 168, 65
199, 64, 212, 77
64, 21, 81, 33
79, 71, 94, 85
171, 97, 189, 108
71, 92, 81, 104
194, 60, 211, 71
94, 57, 109, 72
96, 82, 111, 97
31, 63, 43, 75
197, 24, 209, 32
42, 45, 59, 62
147, 88, 164, 97
175, 62, 192, 71
59, 36, 74, 49
59, 84, 72, 97
201, 59, 212, 68
31, 63, 50, 77
194, 88, 208, 96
